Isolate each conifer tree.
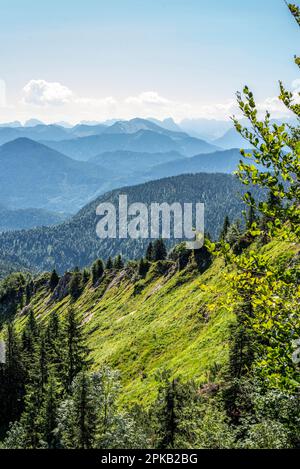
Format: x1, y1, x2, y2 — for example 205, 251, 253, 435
58, 371, 99, 448
25, 281, 33, 305
69, 270, 83, 301
45, 311, 65, 384
49, 269, 59, 291
39, 334, 49, 392
64, 308, 88, 390
82, 269, 90, 284
17, 380, 44, 448
91, 259, 104, 284
106, 257, 113, 270
41, 371, 60, 448
114, 255, 124, 270
151, 374, 187, 449
220, 216, 230, 241
138, 258, 149, 277
145, 242, 154, 261
3, 323, 26, 428
152, 239, 167, 262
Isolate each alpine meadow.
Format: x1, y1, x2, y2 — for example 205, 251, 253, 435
0, 0, 300, 456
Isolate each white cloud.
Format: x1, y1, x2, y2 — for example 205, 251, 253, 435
75, 96, 117, 107
15, 79, 299, 123
125, 91, 170, 106
22, 79, 73, 106
256, 96, 288, 116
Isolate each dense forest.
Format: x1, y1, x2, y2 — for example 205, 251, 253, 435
0, 173, 264, 274
0, 2, 299, 451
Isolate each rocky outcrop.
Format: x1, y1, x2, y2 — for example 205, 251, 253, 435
50, 272, 72, 302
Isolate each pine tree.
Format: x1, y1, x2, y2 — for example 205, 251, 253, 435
25, 281, 33, 305
18, 376, 44, 448
39, 334, 49, 392
49, 269, 59, 291
45, 311, 65, 384
41, 371, 60, 448
151, 374, 187, 449
2, 323, 26, 429
58, 371, 98, 448
91, 259, 104, 285
69, 270, 83, 301
72, 371, 97, 448
220, 216, 230, 241
82, 269, 90, 284
106, 257, 113, 270
114, 255, 124, 270
138, 258, 149, 277
64, 308, 88, 390
152, 239, 167, 262
145, 242, 154, 261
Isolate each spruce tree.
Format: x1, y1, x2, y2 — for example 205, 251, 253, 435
82, 269, 90, 284
45, 311, 65, 385
152, 239, 167, 262
72, 371, 97, 448
69, 270, 83, 301
41, 371, 60, 448
91, 259, 104, 285
64, 308, 88, 390
3, 323, 26, 428
145, 242, 154, 261
58, 371, 98, 448
114, 255, 124, 270
151, 374, 186, 449
106, 257, 113, 270
138, 258, 149, 277
49, 269, 59, 291
220, 216, 230, 241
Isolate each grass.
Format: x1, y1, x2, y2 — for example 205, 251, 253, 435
3, 236, 297, 406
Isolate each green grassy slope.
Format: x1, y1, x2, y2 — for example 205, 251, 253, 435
5, 237, 298, 406
12, 257, 231, 406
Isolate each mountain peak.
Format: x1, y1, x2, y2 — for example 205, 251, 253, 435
1, 137, 45, 151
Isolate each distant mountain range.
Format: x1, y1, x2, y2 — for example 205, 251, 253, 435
213, 128, 249, 149
90, 150, 185, 177
0, 138, 109, 212
0, 117, 255, 232
0, 118, 220, 159
180, 118, 233, 141
43, 129, 219, 161
0, 137, 250, 215
0, 206, 69, 232
140, 148, 244, 180
0, 173, 264, 273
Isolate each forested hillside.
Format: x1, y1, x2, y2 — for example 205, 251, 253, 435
142, 148, 246, 180
0, 173, 264, 274
0, 229, 299, 448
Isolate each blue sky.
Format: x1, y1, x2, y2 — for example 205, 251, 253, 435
0, 0, 299, 123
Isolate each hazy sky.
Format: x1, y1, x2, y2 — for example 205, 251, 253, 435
0, 0, 299, 123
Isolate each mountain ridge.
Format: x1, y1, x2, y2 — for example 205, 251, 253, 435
0, 172, 264, 273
